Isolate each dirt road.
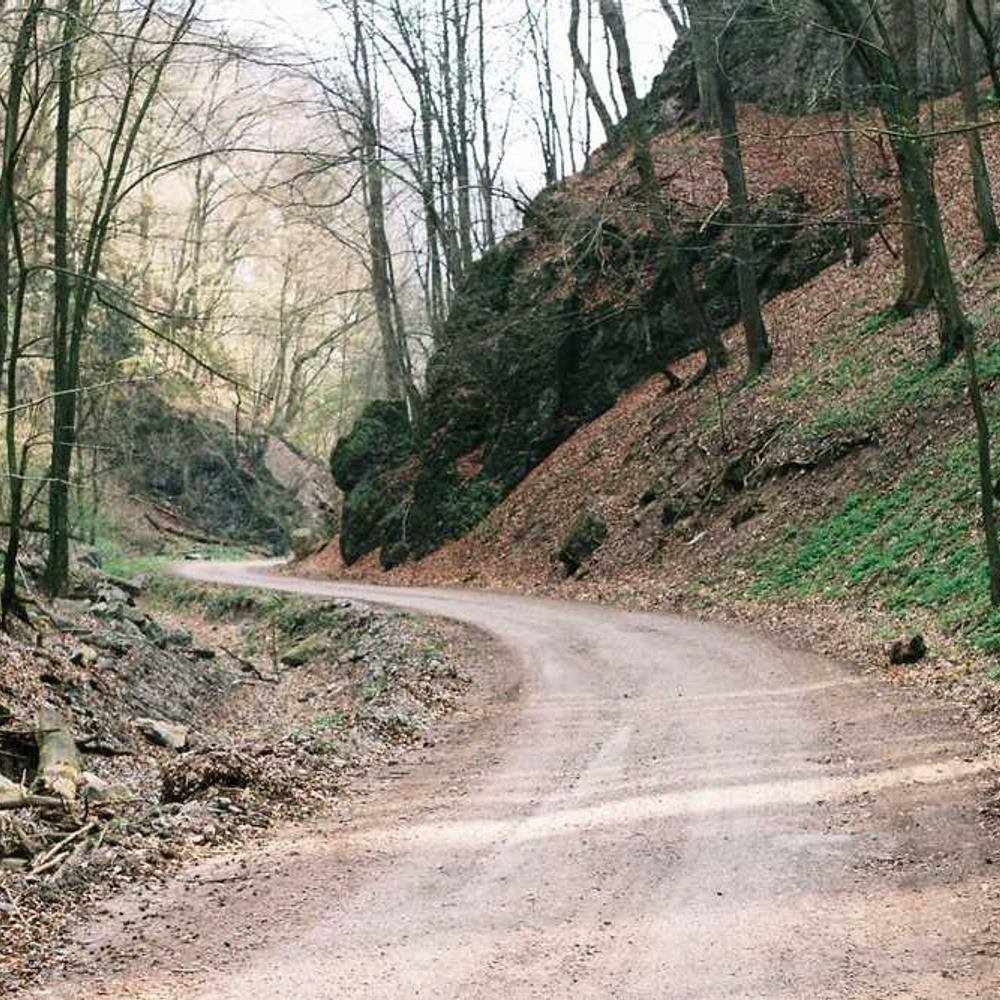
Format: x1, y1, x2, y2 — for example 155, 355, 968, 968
32, 562, 999, 998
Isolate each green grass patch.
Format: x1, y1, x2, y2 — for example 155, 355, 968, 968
796, 319, 1000, 441
749, 426, 1000, 655
310, 710, 346, 731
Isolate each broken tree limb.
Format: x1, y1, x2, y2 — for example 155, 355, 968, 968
143, 513, 226, 547
0, 796, 64, 812
35, 705, 80, 803
0, 774, 62, 812
28, 821, 97, 877
76, 734, 133, 758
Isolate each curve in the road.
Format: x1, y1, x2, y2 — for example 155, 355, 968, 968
35, 561, 1000, 999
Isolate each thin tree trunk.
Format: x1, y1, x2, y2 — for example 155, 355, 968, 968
841, 42, 869, 264
0, 0, 44, 624
966, 0, 1000, 100
451, 0, 473, 273
477, 0, 496, 250
684, 0, 717, 127
891, 0, 933, 312
819, 0, 971, 364
659, 0, 687, 38
569, 0, 615, 136
599, 0, 726, 375
351, 0, 415, 408
956, 0, 999, 248
963, 321, 1000, 604
710, 28, 771, 377
47, 0, 198, 596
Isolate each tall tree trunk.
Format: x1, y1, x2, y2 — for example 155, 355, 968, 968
966, 0, 1000, 100
0, 0, 44, 624
47, 0, 198, 596
451, 0, 473, 273
658, 0, 687, 37
963, 322, 1000, 605
350, 0, 419, 415
956, 0, 999, 248
818, 0, 971, 364
683, 0, 717, 127
476, 0, 496, 250
599, 0, 726, 375
712, 34, 771, 378
891, 0, 933, 312
841, 41, 869, 264
569, 0, 615, 137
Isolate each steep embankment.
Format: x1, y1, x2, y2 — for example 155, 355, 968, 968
331, 2, 984, 576
86, 388, 327, 555
309, 79, 1000, 742
332, 104, 893, 570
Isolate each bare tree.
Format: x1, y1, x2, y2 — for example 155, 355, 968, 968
569, 0, 615, 137
0, 0, 46, 623
345, 0, 421, 417
840, 39, 869, 265
966, 0, 1000, 100
524, 0, 564, 185
689, 0, 770, 378
890, 0, 933, 312
683, 0, 717, 127
817, 0, 972, 364
45, 0, 201, 596
599, 0, 726, 378
955, 0, 999, 249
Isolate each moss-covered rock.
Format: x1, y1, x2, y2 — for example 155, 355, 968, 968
332, 178, 865, 567
330, 400, 412, 492
331, 401, 414, 565
558, 512, 608, 575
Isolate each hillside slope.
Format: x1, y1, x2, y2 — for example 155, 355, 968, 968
331, 96, 900, 569
330, 0, 996, 575
308, 88, 1000, 737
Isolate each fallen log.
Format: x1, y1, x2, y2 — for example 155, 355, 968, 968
35, 705, 80, 803
0, 774, 62, 812
143, 513, 226, 547
221, 645, 278, 683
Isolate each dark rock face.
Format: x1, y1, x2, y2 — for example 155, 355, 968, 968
330, 401, 414, 565
640, 0, 974, 130
335, 182, 863, 568
104, 392, 298, 553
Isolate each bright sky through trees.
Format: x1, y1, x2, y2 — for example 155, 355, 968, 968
203, 0, 676, 189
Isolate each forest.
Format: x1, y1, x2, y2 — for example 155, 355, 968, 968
3, 1, 1000, 996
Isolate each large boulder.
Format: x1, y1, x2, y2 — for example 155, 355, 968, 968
558, 512, 608, 576
637, 0, 978, 133
136, 717, 188, 751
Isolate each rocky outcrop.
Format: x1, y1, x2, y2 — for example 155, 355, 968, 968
93, 390, 300, 553
639, 0, 978, 132
330, 400, 415, 566
334, 183, 866, 568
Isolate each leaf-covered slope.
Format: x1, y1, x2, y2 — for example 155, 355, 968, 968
332, 88, 899, 568
316, 93, 1000, 675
